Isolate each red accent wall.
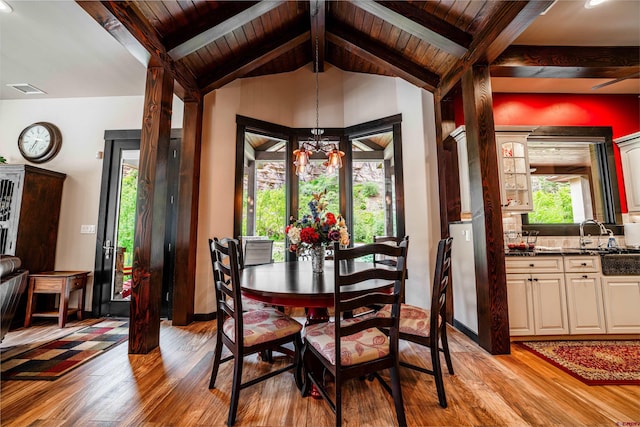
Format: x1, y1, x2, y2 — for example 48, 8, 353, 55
454, 94, 640, 213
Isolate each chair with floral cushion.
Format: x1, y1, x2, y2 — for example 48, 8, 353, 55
376, 236, 454, 408
208, 238, 303, 426
301, 240, 409, 427
210, 238, 268, 312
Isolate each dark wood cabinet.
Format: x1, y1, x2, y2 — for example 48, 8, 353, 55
1, 165, 66, 271
0, 165, 66, 326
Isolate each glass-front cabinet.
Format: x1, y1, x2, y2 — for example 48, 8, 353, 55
496, 132, 533, 211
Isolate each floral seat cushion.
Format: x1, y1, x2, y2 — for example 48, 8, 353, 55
227, 296, 272, 312
304, 318, 390, 366
223, 309, 302, 347
376, 304, 441, 338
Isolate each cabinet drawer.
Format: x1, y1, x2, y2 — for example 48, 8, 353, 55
564, 256, 601, 273
505, 256, 563, 273
69, 275, 87, 291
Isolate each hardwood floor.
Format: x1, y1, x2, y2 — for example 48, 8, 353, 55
1, 318, 639, 426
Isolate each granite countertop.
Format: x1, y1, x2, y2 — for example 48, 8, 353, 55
505, 247, 640, 256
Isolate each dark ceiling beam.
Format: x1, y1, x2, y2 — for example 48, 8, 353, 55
327, 23, 440, 92
77, 1, 200, 101
200, 29, 310, 93
491, 46, 640, 79
371, 1, 471, 57
438, 0, 554, 97
164, 2, 259, 51
310, 0, 326, 72
168, 1, 285, 60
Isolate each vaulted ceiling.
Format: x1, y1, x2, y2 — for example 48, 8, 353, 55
77, 0, 639, 102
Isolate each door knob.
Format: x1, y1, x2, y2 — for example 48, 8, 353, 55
103, 239, 114, 259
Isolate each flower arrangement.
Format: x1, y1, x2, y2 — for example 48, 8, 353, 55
286, 191, 349, 254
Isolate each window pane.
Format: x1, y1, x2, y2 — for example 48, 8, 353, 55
529, 175, 575, 223
352, 161, 388, 245
298, 162, 339, 215
254, 160, 286, 262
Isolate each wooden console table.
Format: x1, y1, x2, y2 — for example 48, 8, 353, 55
24, 271, 90, 328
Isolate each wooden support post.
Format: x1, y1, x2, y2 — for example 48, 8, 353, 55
129, 65, 174, 353
172, 98, 202, 326
461, 64, 510, 355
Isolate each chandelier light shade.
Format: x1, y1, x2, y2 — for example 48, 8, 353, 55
293, 0, 344, 179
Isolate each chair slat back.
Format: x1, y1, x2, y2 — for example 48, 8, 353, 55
430, 237, 453, 341
332, 239, 409, 359
210, 238, 243, 328
373, 236, 404, 267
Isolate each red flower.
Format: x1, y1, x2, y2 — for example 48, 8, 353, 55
300, 227, 319, 244
325, 212, 336, 226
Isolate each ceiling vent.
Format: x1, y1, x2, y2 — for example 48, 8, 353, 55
6, 83, 46, 95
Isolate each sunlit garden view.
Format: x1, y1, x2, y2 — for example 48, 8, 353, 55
529, 175, 574, 223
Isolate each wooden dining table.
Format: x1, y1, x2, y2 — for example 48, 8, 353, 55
239, 260, 394, 324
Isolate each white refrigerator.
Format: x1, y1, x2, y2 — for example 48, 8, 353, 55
449, 222, 479, 336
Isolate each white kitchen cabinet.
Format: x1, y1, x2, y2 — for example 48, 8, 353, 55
615, 132, 640, 212
601, 276, 640, 333
496, 132, 533, 211
565, 274, 606, 334
531, 273, 568, 335
507, 273, 535, 336
564, 255, 605, 334
506, 257, 568, 335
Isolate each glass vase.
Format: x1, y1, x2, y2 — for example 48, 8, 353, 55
310, 245, 325, 274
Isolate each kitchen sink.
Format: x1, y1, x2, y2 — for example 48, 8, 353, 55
600, 253, 640, 276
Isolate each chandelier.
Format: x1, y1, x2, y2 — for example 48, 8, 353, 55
293, 1, 344, 178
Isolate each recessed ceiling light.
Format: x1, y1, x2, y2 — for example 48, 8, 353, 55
0, 0, 12, 13
585, 0, 608, 9
6, 83, 47, 95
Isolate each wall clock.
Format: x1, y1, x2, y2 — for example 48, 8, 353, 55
17, 122, 62, 163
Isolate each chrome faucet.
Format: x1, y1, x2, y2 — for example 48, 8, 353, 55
579, 219, 608, 249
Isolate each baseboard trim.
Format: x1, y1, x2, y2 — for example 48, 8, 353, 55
453, 319, 479, 344
193, 312, 216, 322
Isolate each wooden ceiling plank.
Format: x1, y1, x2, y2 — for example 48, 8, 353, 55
76, 1, 200, 101
326, 25, 439, 91
492, 46, 640, 78
310, 0, 326, 72
201, 31, 310, 93
354, 0, 469, 58
165, 2, 258, 50
168, 0, 285, 60
438, 0, 553, 97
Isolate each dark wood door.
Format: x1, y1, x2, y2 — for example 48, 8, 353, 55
93, 130, 180, 318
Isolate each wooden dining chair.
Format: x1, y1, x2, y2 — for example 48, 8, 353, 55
302, 240, 409, 427
373, 235, 403, 267
208, 238, 303, 426
376, 236, 455, 408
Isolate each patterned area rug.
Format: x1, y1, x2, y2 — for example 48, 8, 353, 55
519, 340, 640, 385
1, 319, 128, 381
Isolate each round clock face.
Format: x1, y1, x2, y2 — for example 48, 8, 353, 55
18, 122, 62, 163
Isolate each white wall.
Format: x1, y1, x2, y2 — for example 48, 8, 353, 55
196, 66, 440, 314
0, 95, 184, 303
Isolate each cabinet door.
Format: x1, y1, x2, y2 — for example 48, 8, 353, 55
565, 273, 606, 334
602, 277, 640, 333
0, 171, 24, 255
532, 273, 568, 335
617, 133, 640, 212
496, 133, 532, 211
507, 274, 535, 336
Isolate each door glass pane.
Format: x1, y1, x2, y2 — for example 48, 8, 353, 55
351, 131, 395, 246
111, 150, 139, 301
242, 132, 287, 262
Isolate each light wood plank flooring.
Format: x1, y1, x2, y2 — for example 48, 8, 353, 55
1, 318, 639, 426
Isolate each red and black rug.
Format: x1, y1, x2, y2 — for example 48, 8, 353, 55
1, 319, 128, 381
519, 340, 640, 386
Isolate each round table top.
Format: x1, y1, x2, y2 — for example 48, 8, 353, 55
239, 260, 394, 307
